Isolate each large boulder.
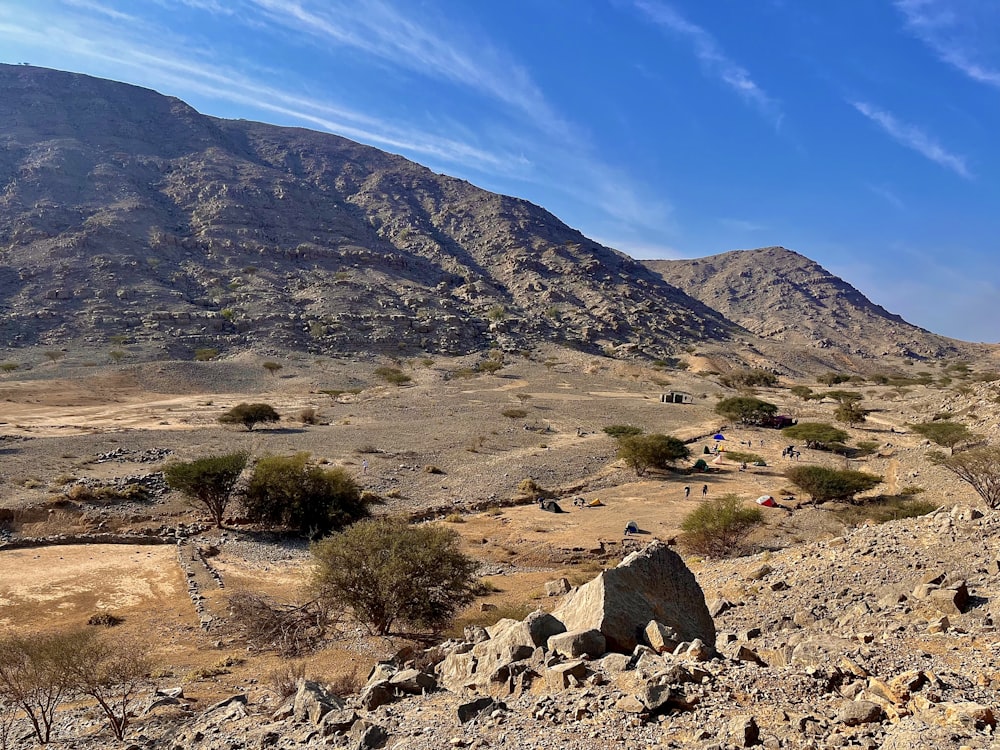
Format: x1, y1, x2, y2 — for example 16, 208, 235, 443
553, 541, 715, 653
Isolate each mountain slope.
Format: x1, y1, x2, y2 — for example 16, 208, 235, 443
0, 64, 735, 358
645, 247, 969, 360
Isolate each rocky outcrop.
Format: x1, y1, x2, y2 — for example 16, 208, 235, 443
553, 540, 715, 652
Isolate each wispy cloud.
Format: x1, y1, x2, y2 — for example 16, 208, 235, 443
851, 100, 971, 178
720, 218, 767, 233
866, 183, 905, 210
632, 0, 783, 127
895, 0, 1000, 88
224, 0, 570, 136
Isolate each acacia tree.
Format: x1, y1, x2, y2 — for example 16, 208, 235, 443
781, 422, 849, 451
834, 401, 870, 427
312, 518, 477, 636
164, 451, 249, 527
0, 633, 71, 744
714, 396, 778, 426
56, 630, 151, 741
912, 421, 974, 455
785, 465, 881, 504
218, 403, 280, 431
617, 434, 690, 476
930, 445, 1000, 508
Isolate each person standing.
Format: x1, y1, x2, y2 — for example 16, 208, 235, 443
702, 484, 708, 497
684, 486, 691, 498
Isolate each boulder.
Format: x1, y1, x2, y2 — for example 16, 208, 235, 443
292, 681, 343, 725
836, 700, 884, 726
547, 629, 607, 659
553, 541, 715, 653
545, 577, 572, 596
644, 620, 680, 653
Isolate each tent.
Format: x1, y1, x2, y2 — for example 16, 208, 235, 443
713, 433, 726, 441
624, 520, 639, 534
755, 495, 778, 508
539, 500, 564, 513
693, 458, 708, 471
587, 498, 604, 507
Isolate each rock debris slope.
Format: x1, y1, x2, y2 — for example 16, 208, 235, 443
0, 64, 733, 358
645, 247, 983, 361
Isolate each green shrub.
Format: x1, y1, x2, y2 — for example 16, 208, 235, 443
194, 348, 218, 361
781, 422, 849, 450
679, 495, 763, 558
719, 368, 778, 389
312, 518, 477, 635
243, 453, 369, 535
374, 366, 411, 386
714, 396, 778, 425
602, 424, 644, 439
501, 408, 527, 419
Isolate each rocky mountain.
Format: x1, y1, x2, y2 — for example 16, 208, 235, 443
0, 64, 735, 360
644, 247, 973, 361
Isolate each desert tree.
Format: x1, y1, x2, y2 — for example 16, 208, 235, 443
164, 451, 249, 527
312, 518, 477, 636
218, 403, 280, 431
56, 629, 151, 741
718, 368, 778, 389
930, 445, 1000, 508
243, 453, 369, 535
0, 633, 72, 744
262, 361, 283, 376
781, 422, 849, 451
784, 465, 882, 504
911, 420, 974, 455
617, 433, 690, 476
834, 401, 869, 427
714, 396, 778, 426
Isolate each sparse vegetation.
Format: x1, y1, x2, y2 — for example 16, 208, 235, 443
501, 407, 527, 419
263, 361, 283, 376
679, 494, 763, 558
244, 453, 369, 536
781, 422, 849, 451
374, 366, 411, 386
312, 518, 477, 635
218, 402, 280, 431
719, 368, 778, 389
164, 451, 250, 527
194, 348, 218, 361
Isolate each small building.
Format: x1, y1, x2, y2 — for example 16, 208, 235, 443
661, 391, 693, 404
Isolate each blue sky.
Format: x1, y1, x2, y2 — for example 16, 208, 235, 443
1, 1, 998, 343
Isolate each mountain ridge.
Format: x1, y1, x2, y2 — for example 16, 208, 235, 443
0, 64, 989, 369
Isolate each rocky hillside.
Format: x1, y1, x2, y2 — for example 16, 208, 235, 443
645, 247, 977, 361
0, 64, 734, 359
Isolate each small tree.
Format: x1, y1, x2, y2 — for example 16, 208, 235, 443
714, 396, 778, 426
781, 422, 849, 450
911, 420, 974, 455
785, 465, 882, 504
219, 403, 280, 431
930, 445, 1000, 507
789, 385, 816, 401
164, 451, 249, 527
617, 434, 690, 476
0, 633, 72, 744
56, 630, 151, 741
243, 453, 369, 535
312, 518, 477, 635
834, 401, 869, 427
373, 366, 411, 386
719, 368, 778, 389
262, 361, 283, 377
679, 494, 763, 557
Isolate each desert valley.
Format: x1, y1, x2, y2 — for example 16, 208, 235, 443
2, 65, 1000, 750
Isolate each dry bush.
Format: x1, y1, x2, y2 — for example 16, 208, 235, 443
86, 612, 123, 628
501, 408, 527, 419
227, 592, 331, 656
299, 407, 318, 425
327, 668, 364, 697
423, 465, 444, 474
265, 660, 307, 698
